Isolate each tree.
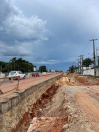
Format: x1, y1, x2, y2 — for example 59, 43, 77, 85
69, 66, 75, 73
0, 57, 35, 73
55, 69, 58, 72
10, 57, 17, 70
39, 65, 47, 72
82, 58, 94, 67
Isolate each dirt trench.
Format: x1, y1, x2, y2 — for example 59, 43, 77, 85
55, 74, 77, 86
12, 73, 99, 132
11, 84, 70, 132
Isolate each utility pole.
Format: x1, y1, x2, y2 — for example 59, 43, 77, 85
76, 59, 79, 73
73, 62, 76, 72
89, 39, 98, 76
81, 55, 84, 75
72, 62, 76, 72
96, 47, 99, 67
97, 57, 99, 66
96, 48, 99, 76
78, 55, 82, 74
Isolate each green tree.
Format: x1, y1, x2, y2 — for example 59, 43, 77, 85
39, 65, 47, 72
10, 57, 17, 70
82, 58, 94, 67
69, 66, 75, 73
0, 57, 35, 73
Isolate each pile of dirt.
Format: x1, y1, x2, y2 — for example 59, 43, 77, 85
64, 73, 99, 86
76, 76, 99, 85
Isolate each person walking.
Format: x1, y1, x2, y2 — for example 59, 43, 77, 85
68, 77, 70, 82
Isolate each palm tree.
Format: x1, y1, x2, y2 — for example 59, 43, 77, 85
10, 57, 17, 70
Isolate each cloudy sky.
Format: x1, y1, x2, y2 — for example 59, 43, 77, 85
0, 0, 99, 71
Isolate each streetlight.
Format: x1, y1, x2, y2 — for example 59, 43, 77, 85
88, 53, 93, 56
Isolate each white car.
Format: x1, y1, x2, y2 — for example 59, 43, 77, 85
42, 72, 47, 76
47, 72, 51, 75
8, 71, 25, 80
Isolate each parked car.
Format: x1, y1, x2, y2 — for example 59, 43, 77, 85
32, 72, 39, 77
42, 72, 47, 76
47, 72, 51, 75
8, 71, 25, 80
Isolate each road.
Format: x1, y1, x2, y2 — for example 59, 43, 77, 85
0, 73, 61, 94
61, 85, 99, 132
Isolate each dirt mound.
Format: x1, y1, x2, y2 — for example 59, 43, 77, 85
76, 76, 99, 85
67, 73, 79, 76
64, 73, 99, 86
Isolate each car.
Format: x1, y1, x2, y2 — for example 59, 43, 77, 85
8, 71, 25, 80
42, 72, 47, 76
47, 72, 51, 75
32, 72, 39, 77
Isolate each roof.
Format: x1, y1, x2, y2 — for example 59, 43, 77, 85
91, 65, 99, 69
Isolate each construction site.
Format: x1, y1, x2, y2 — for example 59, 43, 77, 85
0, 72, 99, 132
27, 73, 99, 132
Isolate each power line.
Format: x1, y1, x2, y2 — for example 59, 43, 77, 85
69, 28, 99, 71
77, 28, 99, 61
80, 27, 99, 55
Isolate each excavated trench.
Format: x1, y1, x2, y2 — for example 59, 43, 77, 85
56, 75, 77, 86
11, 75, 77, 132
11, 84, 69, 132
24, 74, 99, 132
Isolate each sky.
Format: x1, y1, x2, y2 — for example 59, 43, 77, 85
0, 0, 99, 71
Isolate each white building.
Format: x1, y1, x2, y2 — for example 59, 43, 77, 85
83, 65, 99, 76
33, 66, 36, 71
75, 66, 92, 74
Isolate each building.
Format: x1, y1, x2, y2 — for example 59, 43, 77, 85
75, 66, 92, 74
33, 66, 36, 72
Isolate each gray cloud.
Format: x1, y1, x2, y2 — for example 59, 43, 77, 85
0, 0, 47, 40
0, 41, 32, 56
32, 61, 60, 65
1, 0, 99, 71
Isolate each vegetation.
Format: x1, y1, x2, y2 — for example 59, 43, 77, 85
82, 58, 94, 67
39, 65, 47, 72
88, 75, 99, 78
69, 66, 75, 73
0, 57, 35, 73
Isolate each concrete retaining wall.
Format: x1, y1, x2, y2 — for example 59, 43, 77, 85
0, 74, 63, 132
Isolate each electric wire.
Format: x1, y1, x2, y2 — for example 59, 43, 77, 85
80, 27, 99, 55
70, 27, 99, 69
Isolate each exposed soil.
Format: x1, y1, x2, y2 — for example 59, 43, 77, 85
56, 73, 99, 86
11, 84, 69, 132
13, 73, 99, 132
